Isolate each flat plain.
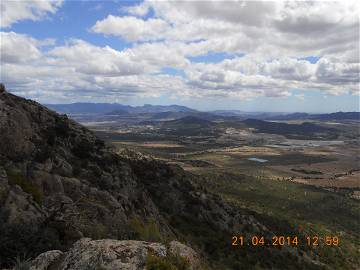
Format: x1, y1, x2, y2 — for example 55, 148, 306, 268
85, 116, 360, 269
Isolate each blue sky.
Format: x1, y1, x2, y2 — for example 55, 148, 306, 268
0, 0, 359, 112
9, 1, 135, 49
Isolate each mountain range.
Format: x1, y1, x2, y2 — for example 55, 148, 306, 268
46, 103, 196, 115
46, 102, 359, 122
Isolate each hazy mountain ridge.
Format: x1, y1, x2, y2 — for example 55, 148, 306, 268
242, 119, 339, 139
265, 112, 360, 121
46, 102, 359, 123
46, 103, 196, 115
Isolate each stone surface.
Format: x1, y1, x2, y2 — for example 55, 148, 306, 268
3, 185, 44, 224
0, 168, 7, 184
31, 170, 65, 195
30, 250, 64, 270
28, 238, 198, 270
169, 241, 200, 269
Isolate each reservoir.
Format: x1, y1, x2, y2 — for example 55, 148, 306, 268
248, 157, 268, 163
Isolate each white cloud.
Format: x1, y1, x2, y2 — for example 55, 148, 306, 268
91, 15, 171, 42
91, 1, 359, 61
0, 0, 63, 28
123, 2, 151, 17
315, 58, 360, 93
1, 1, 359, 104
49, 39, 150, 76
0, 31, 42, 63
0, 32, 192, 103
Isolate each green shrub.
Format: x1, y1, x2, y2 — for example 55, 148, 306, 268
146, 254, 177, 270
12, 256, 31, 270
34, 146, 52, 162
55, 116, 70, 137
95, 138, 105, 148
84, 223, 109, 240
166, 254, 190, 270
0, 211, 66, 268
0, 214, 33, 267
45, 128, 57, 146
7, 170, 43, 204
146, 253, 190, 270
109, 220, 135, 240
129, 218, 163, 242
72, 140, 94, 158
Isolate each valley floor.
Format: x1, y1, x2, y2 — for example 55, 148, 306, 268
93, 122, 360, 269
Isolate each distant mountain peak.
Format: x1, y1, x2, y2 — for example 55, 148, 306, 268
45, 102, 196, 115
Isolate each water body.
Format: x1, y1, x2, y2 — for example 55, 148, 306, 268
248, 157, 268, 163
266, 140, 344, 149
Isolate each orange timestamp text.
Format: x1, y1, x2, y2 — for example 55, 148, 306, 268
232, 235, 340, 247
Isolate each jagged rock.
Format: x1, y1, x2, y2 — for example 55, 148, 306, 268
169, 241, 200, 269
60, 176, 82, 198
31, 170, 65, 195
0, 167, 9, 206
52, 156, 73, 177
3, 185, 44, 224
30, 250, 64, 270
0, 99, 35, 160
0, 167, 7, 184
29, 238, 197, 270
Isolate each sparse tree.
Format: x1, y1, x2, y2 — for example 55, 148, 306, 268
0, 83, 5, 93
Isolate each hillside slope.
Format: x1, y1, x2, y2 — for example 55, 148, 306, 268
243, 118, 339, 139
0, 85, 321, 269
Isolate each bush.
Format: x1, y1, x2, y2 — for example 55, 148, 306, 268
95, 138, 105, 148
146, 255, 177, 270
7, 170, 43, 204
45, 128, 57, 146
0, 213, 63, 268
108, 219, 135, 240
55, 116, 70, 137
34, 146, 52, 162
12, 256, 32, 270
84, 223, 109, 240
129, 218, 163, 242
0, 83, 5, 93
166, 254, 190, 270
146, 253, 190, 270
72, 140, 94, 158
0, 216, 36, 268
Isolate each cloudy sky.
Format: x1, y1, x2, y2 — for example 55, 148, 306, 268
0, 0, 359, 112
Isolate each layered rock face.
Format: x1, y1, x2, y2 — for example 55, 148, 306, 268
0, 85, 159, 226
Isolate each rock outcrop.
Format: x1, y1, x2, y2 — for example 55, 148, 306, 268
0, 83, 5, 93
29, 238, 199, 270
169, 241, 200, 268
30, 250, 64, 270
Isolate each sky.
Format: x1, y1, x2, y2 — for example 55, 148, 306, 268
0, 0, 359, 113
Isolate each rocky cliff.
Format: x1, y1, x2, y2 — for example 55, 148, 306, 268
0, 84, 321, 269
